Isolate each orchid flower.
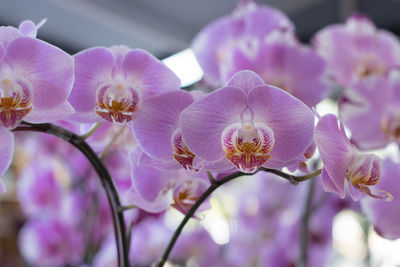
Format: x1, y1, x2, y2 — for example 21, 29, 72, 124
315, 114, 392, 201
68, 46, 180, 123
0, 20, 74, 190
180, 70, 315, 173
192, 0, 294, 87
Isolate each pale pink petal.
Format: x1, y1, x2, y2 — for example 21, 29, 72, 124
0, 26, 22, 47
321, 169, 342, 197
248, 85, 315, 164
6, 37, 74, 110
132, 91, 193, 160
24, 102, 75, 123
339, 76, 388, 150
315, 114, 354, 197
126, 148, 175, 212
180, 86, 247, 162
122, 49, 181, 99
69, 47, 115, 116
227, 70, 264, 93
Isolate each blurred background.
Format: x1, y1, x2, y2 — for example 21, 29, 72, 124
0, 0, 399, 56
2, 0, 400, 266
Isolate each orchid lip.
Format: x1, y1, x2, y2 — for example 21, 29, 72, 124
171, 128, 198, 171
222, 121, 275, 173
0, 77, 33, 129
95, 83, 140, 123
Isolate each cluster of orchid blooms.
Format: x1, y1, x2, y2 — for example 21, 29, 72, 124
2, 0, 400, 266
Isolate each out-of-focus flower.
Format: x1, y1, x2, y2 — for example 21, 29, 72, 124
180, 70, 314, 173
192, 0, 294, 87
19, 218, 84, 267
315, 114, 392, 201
340, 70, 400, 150
0, 20, 74, 189
361, 158, 400, 239
219, 29, 331, 107
68, 45, 180, 123
313, 14, 400, 87
17, 158, 68, 217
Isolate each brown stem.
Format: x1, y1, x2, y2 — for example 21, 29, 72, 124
13, 122, 129, 267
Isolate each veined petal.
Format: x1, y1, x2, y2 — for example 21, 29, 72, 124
0, 26, 22, 47
0, 127, 13, 177
180, 86, 247, 162
127, 148, 175, 212
321, 169, 343, 197
132, 90, 193, 160
227, 70, 264, 93
24, 101, 75, 123
69, 47, 115, 116
248, 85, 314, 164
6, 37, 74, 110
315, 114, 354, 197
122, 49, 181, 99
361, 159, 400, 239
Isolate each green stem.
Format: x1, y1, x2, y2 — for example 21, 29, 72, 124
100, 126, 126, 160
80, 122, 103, 139
118, 205, 137, 212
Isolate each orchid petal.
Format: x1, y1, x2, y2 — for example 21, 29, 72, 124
6, 37, 74, 111
248, 85, 314, 164
69, 47, 115, 117
315, 114, 353, 197
132, 91, 193, 160
122, 49, 181, 99
181, 86, 247, 162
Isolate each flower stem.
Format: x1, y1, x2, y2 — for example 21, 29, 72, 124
298, 178, 316, 267
14, 122, 129, 267
99, 125, 126, 160
80, 122, 103, 139
156, 167, 322, 267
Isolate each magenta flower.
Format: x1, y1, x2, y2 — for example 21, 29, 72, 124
339, 70, 400, 150
180, 70, 314, 173
361, 158, 400, 239
313, 14, 400, 87
192, 0, 294, 87
315, 114, 392, 201
0, 20, 74, 186
220, 30, 331, 107
68, 45, 180, 123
